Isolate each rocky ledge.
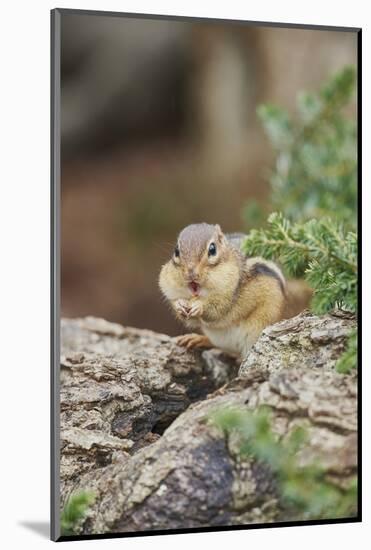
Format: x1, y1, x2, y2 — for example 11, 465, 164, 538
60, 311, 357, 534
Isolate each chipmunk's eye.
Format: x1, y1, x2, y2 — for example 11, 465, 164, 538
174, 245, 180, 258
208, 242, 217, 256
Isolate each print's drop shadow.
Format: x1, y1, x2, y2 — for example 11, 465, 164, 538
19, 521, 49, 539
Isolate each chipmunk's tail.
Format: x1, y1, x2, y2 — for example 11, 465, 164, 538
283, 279, 313, 319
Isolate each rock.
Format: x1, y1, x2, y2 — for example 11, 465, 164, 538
60, 317, 238, 493
59, 312, 357, 535
239, 310, 356, 375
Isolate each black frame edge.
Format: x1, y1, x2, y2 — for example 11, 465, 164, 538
51, 7, 61, 543
55, 7, 361, 32
356, 27, 362, 523
57, 516, 361, 542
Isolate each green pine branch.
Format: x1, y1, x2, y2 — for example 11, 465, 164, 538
256, 66, 357, 226
243, 68, 358, 373
210, 406, 357, 521
336, 330, 357, 374
61, 490, 96, 536
243, 212, 357, 314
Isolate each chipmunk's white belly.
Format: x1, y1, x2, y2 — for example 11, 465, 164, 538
202, 323, 247, 356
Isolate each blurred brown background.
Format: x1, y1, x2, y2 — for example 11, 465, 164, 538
61, 13, 357, 335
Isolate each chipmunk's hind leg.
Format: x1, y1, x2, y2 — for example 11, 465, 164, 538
176, 333, 212, 350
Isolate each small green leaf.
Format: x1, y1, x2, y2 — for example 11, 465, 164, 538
61, 490, 96, 536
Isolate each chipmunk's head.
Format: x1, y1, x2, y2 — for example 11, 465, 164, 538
159, 223, 241, 300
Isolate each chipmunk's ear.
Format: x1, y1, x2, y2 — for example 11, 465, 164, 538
214, 224, 225, 243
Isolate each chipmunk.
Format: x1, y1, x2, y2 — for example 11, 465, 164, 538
159, 223, 312, 359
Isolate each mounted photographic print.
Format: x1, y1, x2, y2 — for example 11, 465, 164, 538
51, 8, 361, 542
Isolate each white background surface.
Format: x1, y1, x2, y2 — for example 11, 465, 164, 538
0, 0, 368, 548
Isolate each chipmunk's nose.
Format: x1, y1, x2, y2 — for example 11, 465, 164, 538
187, 266, 199, 282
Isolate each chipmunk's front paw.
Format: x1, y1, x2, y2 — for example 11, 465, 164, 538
174, 299, 203, 320
174, 299, 191, 319
176, 333, 212, 349
187, 300, 203, 318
